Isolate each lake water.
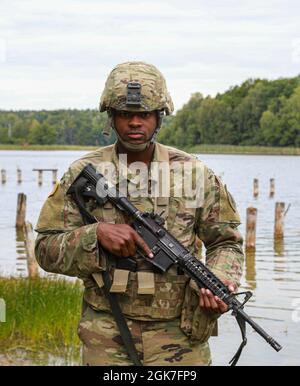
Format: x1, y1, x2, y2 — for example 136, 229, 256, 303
0, 150, 299, 366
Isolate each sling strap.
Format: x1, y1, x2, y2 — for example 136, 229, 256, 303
99, 250, 143, 366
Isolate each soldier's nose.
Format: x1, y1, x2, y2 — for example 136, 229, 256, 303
128, 115, 143, 127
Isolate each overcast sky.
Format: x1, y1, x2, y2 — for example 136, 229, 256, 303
1, 0, 300, 111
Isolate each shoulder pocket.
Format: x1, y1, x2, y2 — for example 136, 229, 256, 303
219, 183, 241, 223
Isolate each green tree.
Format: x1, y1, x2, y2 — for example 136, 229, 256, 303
29, 122, 56, 144
260, 110, 281, 146
277, 86, 300, 146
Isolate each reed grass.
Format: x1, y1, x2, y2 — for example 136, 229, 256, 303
0, 276, 83, 364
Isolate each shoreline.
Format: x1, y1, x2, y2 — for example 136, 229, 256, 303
0, 144, 300, 156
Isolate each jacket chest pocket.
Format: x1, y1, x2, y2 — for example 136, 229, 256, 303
90, 200, 117, 224
168, 198, 196, 239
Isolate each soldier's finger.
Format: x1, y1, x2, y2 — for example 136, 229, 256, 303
206, 289, 219, 311
111, 247, 123, 257
125, 238, 137, 256
223, 280, 236, 293
202, 291, 211, 309
215, 297, 229, 313
121, 244, 131, 258
199, 288, 205, 307
133, 232, 154, 258
199, 295, 204, 308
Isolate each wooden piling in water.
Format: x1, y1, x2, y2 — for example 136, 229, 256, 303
16, 193, 27, 229
33, 168, 58, 185
274, 202, 285, 239
253, 178, 259, 198
38, 170, 43, 185
269, 178, 275, 198
24, 221, 39, 278
246, 207, 257, 250
52, 169, 58, 185
1, 169, 6, 184
17, 168, 22, 184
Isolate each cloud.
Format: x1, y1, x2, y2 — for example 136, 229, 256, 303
1, 0, 300, 110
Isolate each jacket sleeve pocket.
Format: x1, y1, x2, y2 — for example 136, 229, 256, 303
180, 282, 219, 343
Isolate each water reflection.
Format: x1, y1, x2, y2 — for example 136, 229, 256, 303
16, 228, 27, 274
274, 237, 285, 257
245, 249, 257, 290
273, 237, 285, 278
0, 348, 80, 366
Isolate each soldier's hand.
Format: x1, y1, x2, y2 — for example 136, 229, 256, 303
96, 223, 154, 258
199, 280, 236, 314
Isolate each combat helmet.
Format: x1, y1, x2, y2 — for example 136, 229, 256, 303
100, 61, 174, 115
99, 61, 174, 151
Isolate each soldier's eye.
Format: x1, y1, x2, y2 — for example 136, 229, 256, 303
118, 111, 131, 119
139, 111, 151, 119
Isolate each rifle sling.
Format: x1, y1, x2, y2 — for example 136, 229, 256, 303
70, 189, 142, 366
229, 314, 247, 366
100, 252, 143, 366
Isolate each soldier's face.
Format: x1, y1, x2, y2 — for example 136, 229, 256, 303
114, 110, 157, 144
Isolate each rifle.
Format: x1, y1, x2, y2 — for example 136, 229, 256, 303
67, 163, 282, 366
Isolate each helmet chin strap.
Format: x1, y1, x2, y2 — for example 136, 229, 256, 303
110, 110, 164, 153
115, 132, 150, 152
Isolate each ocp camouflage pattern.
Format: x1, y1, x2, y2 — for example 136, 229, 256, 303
99, 61, 174, 115
35, 142, 244, 365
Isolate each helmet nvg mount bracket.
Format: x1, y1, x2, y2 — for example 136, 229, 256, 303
126, 82, 142, 107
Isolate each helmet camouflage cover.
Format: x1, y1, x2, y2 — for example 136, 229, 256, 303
99, 61, 174, 115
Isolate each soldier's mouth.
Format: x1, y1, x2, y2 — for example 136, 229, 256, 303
127, 132, 145, 140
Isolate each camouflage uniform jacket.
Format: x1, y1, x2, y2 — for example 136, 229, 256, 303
35, 142, 244, 341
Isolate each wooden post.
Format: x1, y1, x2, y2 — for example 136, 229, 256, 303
24, 221, 39, 278
33, 168, 58, 185
38, 170, 43, 186
1, 169, 6, 184
274, 202, 285, 239
253, 178, 259, 198
52, 169, 58, 185
246, 207, 257, 250
16, 193, 27, 229
269, 178, 275, 198
17, 168, 22, 184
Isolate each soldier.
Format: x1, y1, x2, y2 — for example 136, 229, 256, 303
35, 61, 244, 366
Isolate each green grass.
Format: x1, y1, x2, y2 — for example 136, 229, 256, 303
186, 144, 300, 155
0, 277, 83, 364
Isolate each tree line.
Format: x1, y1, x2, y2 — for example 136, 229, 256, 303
0, 75, 299, 147
159, 75, 300, 148
0, 109, 115, 146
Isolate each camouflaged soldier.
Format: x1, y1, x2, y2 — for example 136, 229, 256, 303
35, 61, 244, 366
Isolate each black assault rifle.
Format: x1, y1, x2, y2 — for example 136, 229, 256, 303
68, 164, 282, 366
